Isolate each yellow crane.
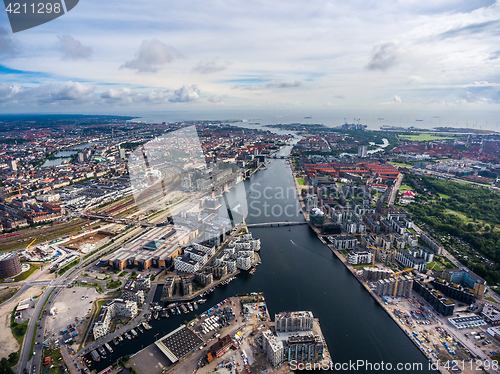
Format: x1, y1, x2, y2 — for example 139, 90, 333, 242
367, 245, 398, 267
26, 238, 37, 250
392, 267, 415, 299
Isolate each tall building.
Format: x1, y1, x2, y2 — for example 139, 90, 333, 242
93, 299, 138, 340
119, 147, 126, 160
262, 329, 284, 367
9, 160, 17, 171
358, 145, 368, 158
0, 252, 22, 279
275, 311, 313, 333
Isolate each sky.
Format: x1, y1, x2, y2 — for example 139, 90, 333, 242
0, 0, 499, 117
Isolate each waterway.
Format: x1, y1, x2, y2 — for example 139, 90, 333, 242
41, 141, 100, 167
89, 143, 434, 373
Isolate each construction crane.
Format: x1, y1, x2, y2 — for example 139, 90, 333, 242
367, 245, 398, 267
86, 212, 93, 239
392, 267, 415, 299
26, 238, 36, 250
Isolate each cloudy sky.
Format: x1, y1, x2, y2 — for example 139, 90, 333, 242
0, 0, 499, 115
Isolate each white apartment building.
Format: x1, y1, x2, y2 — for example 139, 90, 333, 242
275, 311, 313, 333
185, 248, 209, 265
347, 251, 373, 265
262, 330, 284, 367
93, 299, 138, 340
236, 255, 252, 271
174, 256, 200, 273
192, 242, 216, 256
223, 260, 237, 273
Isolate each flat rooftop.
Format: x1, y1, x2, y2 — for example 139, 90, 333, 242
106, 225, 192, 263
155, 326, 203, 363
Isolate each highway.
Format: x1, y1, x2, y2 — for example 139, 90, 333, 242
11, 222, 145, 374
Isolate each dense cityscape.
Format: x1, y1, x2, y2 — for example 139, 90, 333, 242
0, 115, 499, 374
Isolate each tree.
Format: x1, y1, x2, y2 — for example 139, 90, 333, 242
0, 358, 14, 374
7, 352, 18, 365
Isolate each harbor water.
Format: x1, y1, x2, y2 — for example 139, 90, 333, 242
89, 144, 434, 373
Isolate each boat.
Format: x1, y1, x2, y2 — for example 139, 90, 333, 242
137, 325, 144, 333
98, 346, 106, 357
317, 235, 327, 244
193, 302, 198, 310
90, 350, 100, 362
187, 303, 193, 312
160, 310, 169, 318
142, 322, 152, 330
104, 342, 113, 354
125, 333, 131, 340
130, 329, 138, 338
154, 311, 159, 319
176, 307, 181, 314
113, 338, 119, 346
118, 335, 124, 342
167, 302, 178, 308
181, 304, 188, 313
249, 268, 256, 275
198, 299, 207, 304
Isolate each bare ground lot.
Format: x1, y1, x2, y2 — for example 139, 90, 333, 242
45, 286, 101, 349
64, 233, 109, 252
0, 219, 86, 253
0, 286, 45, 359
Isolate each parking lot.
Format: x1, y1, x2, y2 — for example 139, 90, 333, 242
44, 285, 100, 344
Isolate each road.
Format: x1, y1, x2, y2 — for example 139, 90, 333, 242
78, 283, 158, 358
12, 222, 146, 374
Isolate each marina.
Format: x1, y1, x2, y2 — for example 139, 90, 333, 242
85, 144, 433, 373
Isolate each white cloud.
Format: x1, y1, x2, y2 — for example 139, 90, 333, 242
0, 28, 17, 58
266, 80, 303, 89
392, 95, 402, 103
40, 81, 95, 103
366, 42, 403, 71
192, 58, 229, 74
121, 39, 178, 73
2, 0, 500, 112
58, 35, 92, 60
169, 85, 200, 102
0, 84, 22, 102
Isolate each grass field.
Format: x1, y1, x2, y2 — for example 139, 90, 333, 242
0, 263, 42, 283
297, 177, 305, 185
399, 184, 413, 192
445, 209, 499, 232
389, 162, 413, 168
106, 280, 122, 289
398, 133, 458, 142
42, 347, 66, 374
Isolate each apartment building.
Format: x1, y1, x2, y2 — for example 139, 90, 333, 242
262, 329, 284, 367
275, 311, 313, 333
93, 299, 138, 340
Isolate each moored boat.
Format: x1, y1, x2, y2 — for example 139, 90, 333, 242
104, 342, 113, 354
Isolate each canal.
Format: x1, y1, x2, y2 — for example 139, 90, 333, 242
89, 143, 434, 373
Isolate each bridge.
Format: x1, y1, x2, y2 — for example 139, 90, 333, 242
85, 213, 157, 227
246, 221, 307, 228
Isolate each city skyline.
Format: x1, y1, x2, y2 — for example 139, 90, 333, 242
0, 0, 499, 114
